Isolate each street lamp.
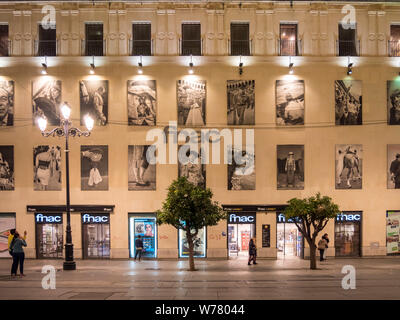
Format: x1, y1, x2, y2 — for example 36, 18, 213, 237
36, 102, 93, 270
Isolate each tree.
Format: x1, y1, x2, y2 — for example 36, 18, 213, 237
157, 177, 226, 271
284, 193, 340, 270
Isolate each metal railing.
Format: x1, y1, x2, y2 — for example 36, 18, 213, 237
0, 39, 11, 56
81, 39, 106, 56
388, 40, 400, 57
34, 39, 58, 56
336, 40, 360, 56
278, 39, 302, 56
129, 39, 153, 56
228, 39, 252, 56
179, 38, 203, 56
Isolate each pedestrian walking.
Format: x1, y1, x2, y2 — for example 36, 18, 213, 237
318, 236, 328, 262
248, 238, 257, 265
134, 235, 143, 261
10, 231, 27, 277
322, 233, 329, 260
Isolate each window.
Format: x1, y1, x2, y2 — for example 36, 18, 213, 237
37, 24, 57, 56
181, 23, 201, 56
338, 23, 358, 56
131, 23, 152, 56
389, 25, 400, 57
230, 23, 250, 56
85, 23, 104, 56
280, 24, 298, 56
0, 24, 9, 56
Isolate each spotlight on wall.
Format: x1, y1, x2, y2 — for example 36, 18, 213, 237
188, 54, 194, 74
288, 56, 294, 74
41, 56, 48, 75
89, 56, 95, 74
138, 56, 143, 74
347, 63, 353, 75
239, 56, 243, 75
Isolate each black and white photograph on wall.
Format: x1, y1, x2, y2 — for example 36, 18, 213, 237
277, 145, 304, 190
128, 145, 156, 190
0, 81, 14, 126
227, 147, 255, 190
387, 81, 400, 125
177, 80, 206, 126
227, 80, 255, 125
178, 146, 205, 188
335, 80, 362, 125
127, 80, 157, 126
32, 79, 62, 126
336, 144, 363, 189
33, 145, 61, 191
80, 80, 108, 126
388, 144, 400, 189
81, 145, 108, 191
276, 80, 304, 126
0, 146, 14, 190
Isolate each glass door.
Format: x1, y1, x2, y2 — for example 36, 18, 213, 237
84, 223, 110, 259
335, 222, 361, 257
37, 223, 63, 259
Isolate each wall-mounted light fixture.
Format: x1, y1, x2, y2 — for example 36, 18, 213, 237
138, 56, 143, 74
41, 56, 48, 75
289, 56, 294, 74
239, 55, 243, 76
188, 54, 194, 74
347, 57, 353, 76
89, 56, 95, 75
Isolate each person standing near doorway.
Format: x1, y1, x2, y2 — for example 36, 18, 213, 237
318, 236, 328, 262
135, 235, 143, 261
322, 233, 329, 260
248, 238, 257, 265
10, 231, 27, 277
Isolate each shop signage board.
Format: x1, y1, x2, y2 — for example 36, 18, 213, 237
262, 224, 270, 247
82, 214, 109, 224
228, 213, 256, 224
336, 213, 361, 222
35, 213, 62, 224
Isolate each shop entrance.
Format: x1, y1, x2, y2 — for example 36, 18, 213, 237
35, 214, 63, 259
276, 213, 304, 259
82, 213, 110, 259
335, 212, 361, 257
227, 212, 256, 258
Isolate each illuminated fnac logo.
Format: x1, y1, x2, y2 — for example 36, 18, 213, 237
336, 213, 361, 222
82, 214, 109, 224
229, 213, 255, 224
277, 213, 294, 223
35, 213, 62, 224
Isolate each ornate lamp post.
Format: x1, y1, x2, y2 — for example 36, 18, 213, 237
37, 102, 94, 270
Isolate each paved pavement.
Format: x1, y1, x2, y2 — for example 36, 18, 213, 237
0, 257, 399, 300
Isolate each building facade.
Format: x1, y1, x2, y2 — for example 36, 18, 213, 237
0, 0, 400, 260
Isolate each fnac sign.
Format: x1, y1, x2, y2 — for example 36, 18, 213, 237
82, 213, 109, 224
228, 213, 256, 224
35, 213, 62, 224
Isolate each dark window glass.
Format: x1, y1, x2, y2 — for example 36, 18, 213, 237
182, 23, 201, 56
280, 24, 298, 56
0, 24, 9, 56
389, 25, 400, 57
335, 219, 361, 257
132, 23, 151, 56
338, 23, 357, 56
230, 23, 250, 56
85, 23, 103, 56
38, 24, 57, 56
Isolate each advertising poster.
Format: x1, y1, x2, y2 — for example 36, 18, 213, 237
179, 226, 206, 258
387, 211, 400, 255
0, 214, 15, 257
130, 217, 157, 258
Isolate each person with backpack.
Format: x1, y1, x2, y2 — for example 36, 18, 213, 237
318, 236, 328, 262
8, 228, 16, 255
10, 231, 27, 277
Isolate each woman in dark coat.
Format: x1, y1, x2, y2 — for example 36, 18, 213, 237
248, 238, 257, 265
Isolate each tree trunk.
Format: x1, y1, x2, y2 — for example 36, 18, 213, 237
186, 231, 196, 271
309, 242, 317, 270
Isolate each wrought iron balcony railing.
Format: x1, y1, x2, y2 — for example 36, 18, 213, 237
0, 39, 11, 56
278, 39, 302, 56
388, 40, 400, 57
129, 39, 153, 56
34, 39, 58, 56
228, 39, 252, 56
179, 38, 203, 56
336, 40, 360, 56
81, 39, 106, 56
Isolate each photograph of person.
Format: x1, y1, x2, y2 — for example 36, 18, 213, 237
127, 80, 156, 126
227, 147, 255, 190
0, 146, 14, 190
177, 80, 206, 126
128, 145, 156, 190
144, 223, 154, 237
335, 80, 362, 125
227, 80, 255, 125
0, 81, 14, 126
388, 145, 400, 189
32, 79, 62, 126
277, 145, 304, 190
387, 81, 400, 125
336, 144, 363, 189
33, 145, 61, 191
276, 80, 304, 126
178, 146, 205, 188
81, 145, 108, 191
80, 80, 108, 126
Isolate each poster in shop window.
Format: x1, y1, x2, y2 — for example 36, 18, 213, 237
133, 218, 156, 258
0, 214, 15, 257
387, 211, 400, 255
179, 226, 206, 258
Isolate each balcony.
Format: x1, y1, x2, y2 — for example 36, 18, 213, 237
229, 39, 252, 56
34, 39, 58, 56
81, 39, 106, 56
179, 38, 203, 56
336, 40, 360, 56
388, 40, 400, 57
0, 39, 11, 56
129, 39, 153, 56
278, 39, 302, 56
